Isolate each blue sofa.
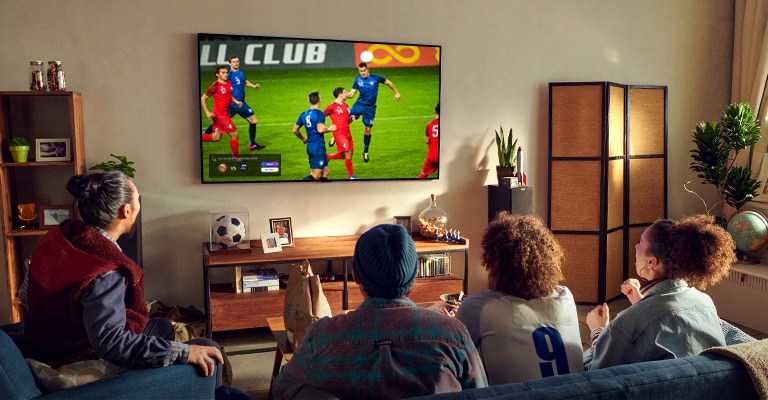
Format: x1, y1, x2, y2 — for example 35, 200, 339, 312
0, 326, 218, 399
411, 353, 758, 399
411, 321, 762, 400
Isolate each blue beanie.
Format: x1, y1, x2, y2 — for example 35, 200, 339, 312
352, 224, 418, 299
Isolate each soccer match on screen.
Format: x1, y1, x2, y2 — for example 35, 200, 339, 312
197, 33, 441, 183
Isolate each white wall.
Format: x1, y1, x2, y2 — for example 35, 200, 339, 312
0, 0, 734, 322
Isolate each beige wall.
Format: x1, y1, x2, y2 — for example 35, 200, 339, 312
0, 0, 734, 322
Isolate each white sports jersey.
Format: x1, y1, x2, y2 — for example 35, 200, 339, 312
456, 286, 584, 385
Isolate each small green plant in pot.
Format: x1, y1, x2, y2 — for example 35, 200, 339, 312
8, 137, 30, 163
495, 125, 518, 186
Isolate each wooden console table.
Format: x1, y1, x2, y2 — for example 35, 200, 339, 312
202, 235, 468, 336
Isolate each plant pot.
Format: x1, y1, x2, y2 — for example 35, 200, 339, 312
9, 145, 30, 163
496, 165, 517, 186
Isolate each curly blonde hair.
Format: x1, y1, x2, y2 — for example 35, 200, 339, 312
645, 214, 735, 290
481, 212, 565, 299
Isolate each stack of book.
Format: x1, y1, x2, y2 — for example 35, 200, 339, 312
417, 253, 451, 277
232, 266, 281, 293
242, 267, 280, 292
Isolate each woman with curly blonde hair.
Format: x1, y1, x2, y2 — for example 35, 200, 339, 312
456, 212, 583, 385
584, 214, 735, 370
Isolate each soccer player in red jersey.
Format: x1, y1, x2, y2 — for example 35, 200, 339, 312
324, 87, 356, 179
418, 103, 440, 178
201, 65, 241, 157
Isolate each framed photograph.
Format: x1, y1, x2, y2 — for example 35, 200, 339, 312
269, 217, 294, 247
260, 233, 283, 253
755, 154, 768, 203
36, 138, 70, 162
39, 204, 73, 228
393, 216, 412, 234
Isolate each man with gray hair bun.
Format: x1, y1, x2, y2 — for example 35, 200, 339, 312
22, 171, 223, 377
274, 224, 487, 400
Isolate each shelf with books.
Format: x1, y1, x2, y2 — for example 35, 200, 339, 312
202, 235, 468, 335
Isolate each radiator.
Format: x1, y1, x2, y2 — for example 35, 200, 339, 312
706, 202, 768, 333
708, 264, 768, 333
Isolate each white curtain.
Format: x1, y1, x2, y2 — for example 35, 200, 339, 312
732, 0, 768, 173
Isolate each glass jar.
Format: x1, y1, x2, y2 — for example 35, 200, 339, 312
29, 61, 46, 91
47, 61, 66, 91
418, 193, 449, 239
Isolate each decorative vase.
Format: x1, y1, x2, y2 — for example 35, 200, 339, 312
9, 146, 30, 163
418, 194, 449, 239
496, 165, 516, 186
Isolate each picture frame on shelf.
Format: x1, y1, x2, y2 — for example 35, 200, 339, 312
260, 233, 282, 253
39, 204, 73, 228
36, 138, 70, 162
269, 217, 294, 247
393, 216, 412, 235
754, 154, 768, 203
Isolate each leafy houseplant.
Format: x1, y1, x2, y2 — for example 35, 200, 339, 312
689, 102, 762, 217
8, 137, 30, 163
494, 125, 518, 186
89, 154, 136, 178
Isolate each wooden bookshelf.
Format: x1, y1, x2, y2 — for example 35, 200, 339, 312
202, 235, 468, 335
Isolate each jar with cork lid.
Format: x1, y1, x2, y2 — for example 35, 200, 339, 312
47, 61, 66, 91
29, 61, 46, 91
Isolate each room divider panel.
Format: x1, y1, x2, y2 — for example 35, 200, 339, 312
548, 82, 667, 303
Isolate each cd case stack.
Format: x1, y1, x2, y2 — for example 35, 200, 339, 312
417, 253, 451, 277
232, 266, 280, 293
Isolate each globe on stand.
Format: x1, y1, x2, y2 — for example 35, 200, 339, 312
726, 211, 768, 264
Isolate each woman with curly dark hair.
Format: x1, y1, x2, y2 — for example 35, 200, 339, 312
456, 212, 583, 385
584, 214, 735, 370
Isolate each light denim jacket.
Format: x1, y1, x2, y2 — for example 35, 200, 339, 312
584, 279, 725, 370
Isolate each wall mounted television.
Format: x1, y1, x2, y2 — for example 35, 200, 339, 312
197, 33, 441, 183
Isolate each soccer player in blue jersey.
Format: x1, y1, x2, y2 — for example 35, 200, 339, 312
293, 91, 336, 181
202, 56, 266, 150
347, 62, 401, 163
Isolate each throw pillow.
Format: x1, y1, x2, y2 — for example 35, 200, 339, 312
25, 358, 127, 393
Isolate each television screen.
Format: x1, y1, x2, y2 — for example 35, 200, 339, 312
197, 33, 441, 183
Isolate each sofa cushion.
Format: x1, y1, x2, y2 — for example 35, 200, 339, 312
26, 358, 127, 393
410, 354, 758, 400
0, 328, 43, 399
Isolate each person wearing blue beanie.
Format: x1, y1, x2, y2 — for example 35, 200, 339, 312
352, 224, 418, 299
274, 224, 487, 399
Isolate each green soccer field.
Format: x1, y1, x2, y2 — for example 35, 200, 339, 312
199, 66, 439, 183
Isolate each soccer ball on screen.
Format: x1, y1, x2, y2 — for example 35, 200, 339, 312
212, 215, 246, 248
360, 50, 374, 63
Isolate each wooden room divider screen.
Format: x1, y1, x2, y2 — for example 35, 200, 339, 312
548, 82, 667, 304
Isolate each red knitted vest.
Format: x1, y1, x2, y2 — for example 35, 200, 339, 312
23, 220, 148, 368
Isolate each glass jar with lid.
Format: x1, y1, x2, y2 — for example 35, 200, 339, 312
418, 193, 449, 239
29, 61, 46, 91
47, 61, 66, 91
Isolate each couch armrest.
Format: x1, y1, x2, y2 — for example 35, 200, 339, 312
40, 364, 218, 400
0, 327, 42, 400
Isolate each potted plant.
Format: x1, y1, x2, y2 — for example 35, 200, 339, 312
89, 154, 142, 266
688, 102, 762, 218
89, 153, 136, 178
8, 137, 30, 163
495, 124, 518, 186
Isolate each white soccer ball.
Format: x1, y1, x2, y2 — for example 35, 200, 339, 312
360, 50, 374, 63
212, 215, 246, 248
